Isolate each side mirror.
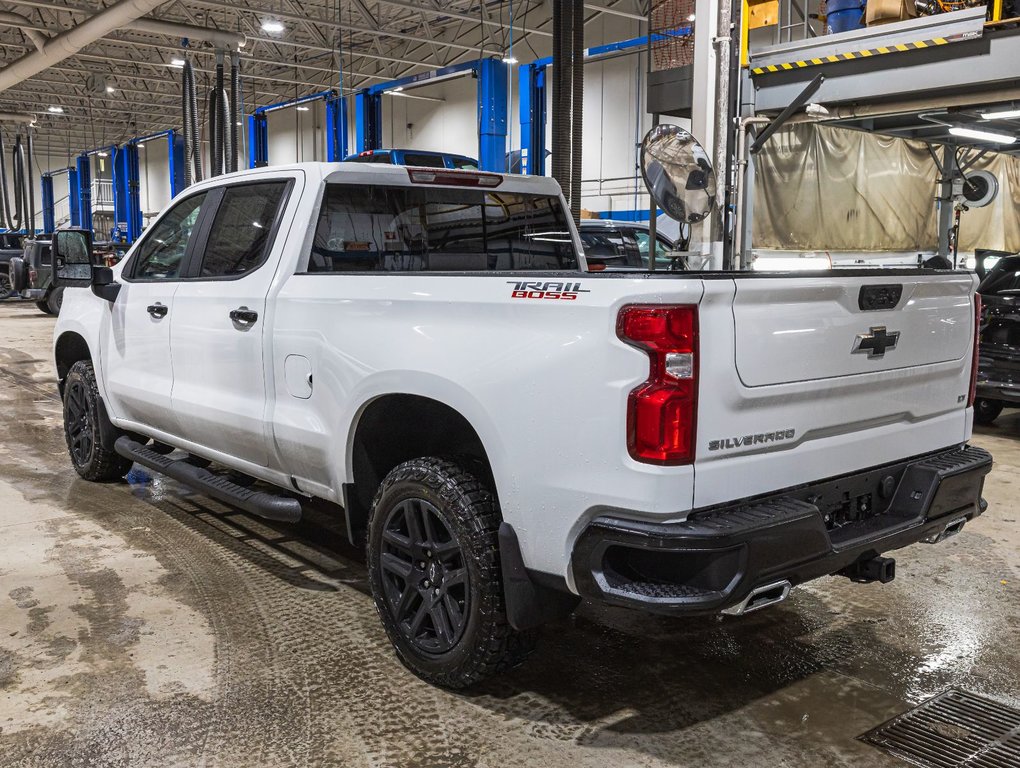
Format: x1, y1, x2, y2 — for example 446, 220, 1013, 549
52, 229, 96, 288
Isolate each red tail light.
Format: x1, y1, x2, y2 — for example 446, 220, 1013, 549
968, 292, 982, 408
617, 305, 698, 465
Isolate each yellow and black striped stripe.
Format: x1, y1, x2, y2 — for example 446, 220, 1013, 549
750, 36, 953, 76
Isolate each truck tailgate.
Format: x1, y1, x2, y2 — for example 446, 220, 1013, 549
733, 276, 973, 386
693, 272, 978, 510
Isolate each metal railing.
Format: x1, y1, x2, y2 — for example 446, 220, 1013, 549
91, 178, 114, 208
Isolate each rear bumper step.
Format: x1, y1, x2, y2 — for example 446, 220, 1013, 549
571, 444, 992, 616
115, 437, 302, 522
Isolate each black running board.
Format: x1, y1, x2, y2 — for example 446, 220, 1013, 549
115, 437, 302, 522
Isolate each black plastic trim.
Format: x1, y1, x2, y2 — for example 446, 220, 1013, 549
571, 444, 992, 615
498, 522, 580, 630
115, 436, 302, 522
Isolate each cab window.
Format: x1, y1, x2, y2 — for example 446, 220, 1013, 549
130, 193, 207, 280
197, 182, 288, 278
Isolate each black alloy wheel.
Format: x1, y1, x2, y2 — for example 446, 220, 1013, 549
65, 378, 94, 467
62, 360, 132, 481
379, 497, 469, 654
366, 457, 538, 688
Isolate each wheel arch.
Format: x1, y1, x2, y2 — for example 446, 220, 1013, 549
54, 331, 93, 395
344, 392, 498, 544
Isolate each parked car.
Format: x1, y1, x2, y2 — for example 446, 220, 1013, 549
974, 252, 1020, 424
52, 162, 991, 689
15, 239, 62, 314
342, 148, 478, 169
0, 232, 24, 296
579, 219, 679, 270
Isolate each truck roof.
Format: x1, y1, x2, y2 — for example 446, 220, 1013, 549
196, 162, 565, 198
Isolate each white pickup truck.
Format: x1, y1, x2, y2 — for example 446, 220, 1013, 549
51, 162, 992, 688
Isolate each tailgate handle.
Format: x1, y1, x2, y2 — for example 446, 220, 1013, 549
859, 284, 903, 311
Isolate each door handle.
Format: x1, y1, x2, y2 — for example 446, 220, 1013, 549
147, 303, 168, 318
230, 307, 259, 325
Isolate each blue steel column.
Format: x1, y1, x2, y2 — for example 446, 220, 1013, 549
519, 63, 547, 175
41, 174, 55, 233
113, 145, 129, 238
124, 143, 142, 242
477, 58, 509, 172
354, 90, 382, 153
248, 113, 268, 168
75, 154, 93, 233
325, 95, 349, 161
68, 169, 80, 227
169, 131, 186, 195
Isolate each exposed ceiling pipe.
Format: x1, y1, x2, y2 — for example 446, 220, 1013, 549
0, 12, 48, 51
0, 0, 169, 94
125, 19, 245, 50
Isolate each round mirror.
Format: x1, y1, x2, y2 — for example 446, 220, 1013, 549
640, 125, 716, 224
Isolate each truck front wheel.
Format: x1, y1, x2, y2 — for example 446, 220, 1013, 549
366, 457, 536, 688
62, 360, 133, 481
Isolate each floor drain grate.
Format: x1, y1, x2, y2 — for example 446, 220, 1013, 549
860, 688, 1020, 768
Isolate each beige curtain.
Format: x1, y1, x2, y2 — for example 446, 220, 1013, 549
957, 152, 1020, 252
753, 124, 939, 251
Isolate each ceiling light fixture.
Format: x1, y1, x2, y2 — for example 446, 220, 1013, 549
949, 126, 1017, 144
106, 85, 115, 93
170, 58, 185, 67
502, 55, 518, 64
980, 108, 1020, 120
296, 105, 310, 111
47, 105, 64, 113
261, 19, 285, 33
392, 86, 404, 92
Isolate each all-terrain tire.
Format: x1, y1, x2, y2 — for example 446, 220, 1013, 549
366, 457, 537, 689
63, 360, 133, 481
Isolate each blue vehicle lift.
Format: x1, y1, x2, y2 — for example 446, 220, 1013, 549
354, 57, 509, 172
518, 32, 688, 175
42, 131, 185, 242
248, 90, 348, 169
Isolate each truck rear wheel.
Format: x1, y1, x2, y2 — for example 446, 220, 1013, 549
63, 360, 133, 481
974, 398, 1003, 425
366, 457, 537, 688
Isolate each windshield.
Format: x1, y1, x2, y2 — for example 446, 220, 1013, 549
308, 184, 578, 272
978, 255, 1020, 296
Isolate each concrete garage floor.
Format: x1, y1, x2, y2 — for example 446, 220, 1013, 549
0, 301, 1017, 768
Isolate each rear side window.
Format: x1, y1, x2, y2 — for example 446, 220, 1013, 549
402, 153, 446, 168
450, 157, 479, 170
307, 184, 577, 273
198, 182, 287, 278
580, 230, 638, 267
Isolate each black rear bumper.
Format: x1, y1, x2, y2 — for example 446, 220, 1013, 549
570, 444, 992, 615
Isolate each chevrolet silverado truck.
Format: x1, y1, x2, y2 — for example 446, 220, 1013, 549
51, 162, 992, 688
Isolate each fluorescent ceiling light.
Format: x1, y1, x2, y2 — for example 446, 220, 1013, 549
105, 85, 115, 93
502, 55, 518, 64
948, 126, 1017, 144
47, 105, 64, 113
981, 108, 1020, 120
296, 106, 310, 111
261, 19, 285, 33
170, 58, 185, 67
97, 151, 108, 157
688, 13, 696, 20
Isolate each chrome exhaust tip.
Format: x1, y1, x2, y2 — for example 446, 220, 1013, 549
923, 516, 967, 544
721, 580, 792, 616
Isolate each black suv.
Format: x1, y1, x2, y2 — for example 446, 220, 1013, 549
975, 253, 1020, 425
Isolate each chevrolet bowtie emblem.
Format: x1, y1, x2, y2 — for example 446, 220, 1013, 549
852, 326, 900, 358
